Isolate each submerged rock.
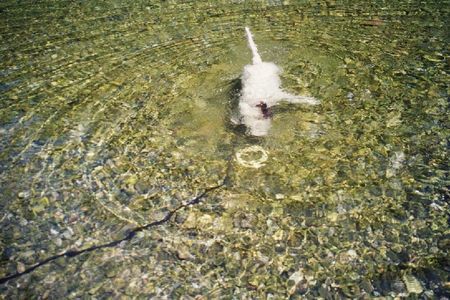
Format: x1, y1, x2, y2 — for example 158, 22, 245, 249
402, 274, 423, 294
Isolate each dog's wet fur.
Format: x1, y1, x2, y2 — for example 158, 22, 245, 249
232, 27, 320, 136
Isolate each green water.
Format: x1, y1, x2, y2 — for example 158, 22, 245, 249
0, 1, 448, 298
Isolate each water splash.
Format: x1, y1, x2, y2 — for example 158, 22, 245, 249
238, 28, 320, 136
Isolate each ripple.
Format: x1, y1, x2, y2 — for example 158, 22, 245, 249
0, 1, 448, 298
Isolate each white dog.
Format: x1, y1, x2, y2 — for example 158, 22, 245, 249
237, 27, 319, 136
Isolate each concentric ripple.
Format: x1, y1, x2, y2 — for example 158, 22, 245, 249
0, 1, 448, 298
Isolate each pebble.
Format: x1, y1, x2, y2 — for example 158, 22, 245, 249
62, 228, 74, 239
176, 246, 193, 260
54, 238, 62, 247
423, 53, 443, 62
273, 229, 284, 241
106, 269, 117, 278
17, 262, 26, 273
3, 247, 15, 259
18, 191, 30, 199
234, 214, 256, 229
403, 274, 423, 294
289, 270, 304, 284
22, 250, 35, 258
347, 249, 358, 258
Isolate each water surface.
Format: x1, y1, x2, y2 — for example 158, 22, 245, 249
0, 1, 448, 298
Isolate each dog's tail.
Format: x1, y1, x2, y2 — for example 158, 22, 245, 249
245, 27, 262, 65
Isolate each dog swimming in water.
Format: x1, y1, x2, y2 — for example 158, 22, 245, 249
236, 27, 320, 136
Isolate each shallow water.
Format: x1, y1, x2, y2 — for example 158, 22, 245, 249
0, 1, 448, 298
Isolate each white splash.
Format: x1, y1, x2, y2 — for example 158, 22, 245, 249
237, 27, 319, 136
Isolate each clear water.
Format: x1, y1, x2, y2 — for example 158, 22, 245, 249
0, 1, 448, 298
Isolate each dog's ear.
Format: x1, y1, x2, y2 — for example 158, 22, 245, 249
227, 78, 242, 107
229, 78, 242, 95
225, 78, 247, 135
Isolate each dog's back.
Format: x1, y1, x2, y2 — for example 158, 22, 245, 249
237, 27, 319, 136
